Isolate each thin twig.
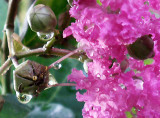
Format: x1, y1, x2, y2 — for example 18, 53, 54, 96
44, 37, 56, 52
0, 0, 20, 94
5, 0, 20, 55
47, 83, 76, 88
0, 47, 87, 75
48, 48, 80, 69
11, 56, 19, 68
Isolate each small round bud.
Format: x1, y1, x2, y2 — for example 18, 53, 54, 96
27, 4, 57, 33
127, 35, 154, 60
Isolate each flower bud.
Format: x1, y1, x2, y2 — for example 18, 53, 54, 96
13, 60, 49, 96
27, 4, 57, 33
127, 35, 154, 60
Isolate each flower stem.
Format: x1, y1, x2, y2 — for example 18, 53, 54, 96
47, 83, 76, 88
0, 0, 20, 94
0, 48, 87, 75
48, 48, 80, 69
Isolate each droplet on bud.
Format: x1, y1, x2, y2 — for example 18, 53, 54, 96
16, 92, 32, 104
53, 63, 62, 70
48, 73, 57, 85
37, 32, 54, 41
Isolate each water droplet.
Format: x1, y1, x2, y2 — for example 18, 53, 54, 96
16, 92, 32, 104
78, 56, 83, 61
134, 79, 144, 90
113, 88, 117, 91
53, 63, 62, 70
48, 73, 57, 85
95, 88, 99, 92
97, 73, 101, 78
119, 84, 126, 89
37, 32, 54, 41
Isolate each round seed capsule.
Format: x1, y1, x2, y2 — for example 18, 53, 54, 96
27, 4, 57, 33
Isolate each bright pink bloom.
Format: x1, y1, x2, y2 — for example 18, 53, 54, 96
64, 0, 160, 117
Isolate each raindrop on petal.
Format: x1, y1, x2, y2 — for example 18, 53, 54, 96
97, 73, 101, 78
37, 32, 54, 41
95, 88, 99, 92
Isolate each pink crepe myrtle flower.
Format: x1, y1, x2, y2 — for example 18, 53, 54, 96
64, 0, 160, 117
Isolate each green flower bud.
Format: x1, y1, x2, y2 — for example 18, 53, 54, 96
13, 60, 49, 96
127, 35, 154, 60
27, 4, 57, 33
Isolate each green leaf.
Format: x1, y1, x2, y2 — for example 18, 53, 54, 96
131, 107, 137, 115
12, 33, 30, 53
144, 58, 154, 65
0, 94, 31, 118
97, 0, 102, 6
26, 103, 75, 118
125, 111, 133, 118
18, 0, 32, 33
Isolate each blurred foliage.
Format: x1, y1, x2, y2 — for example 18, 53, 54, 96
0, 0, 84, 118
0, 94, 31, 118
144, 58, 154, 65
0, 0, 7, 39
26, 103, 75, 118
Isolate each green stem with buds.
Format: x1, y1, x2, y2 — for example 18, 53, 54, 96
0, 47, 87, 75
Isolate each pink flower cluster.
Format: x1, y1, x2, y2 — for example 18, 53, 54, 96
64, 0, 160, 117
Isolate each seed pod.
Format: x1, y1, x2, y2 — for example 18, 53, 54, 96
13, 60, 49, 96
127, 35, 154, 60
27, 4, 57, 33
